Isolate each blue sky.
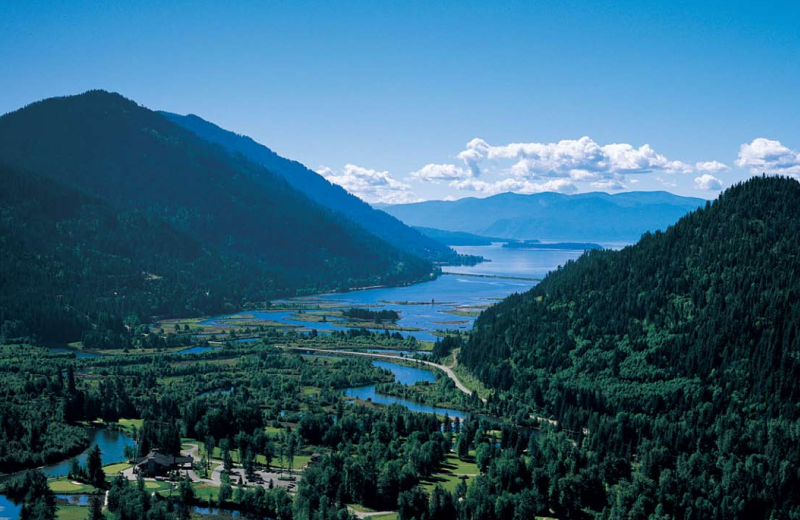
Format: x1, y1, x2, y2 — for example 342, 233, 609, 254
2, 0, 799, 203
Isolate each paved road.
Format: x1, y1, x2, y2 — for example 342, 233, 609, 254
181, 444, 299, 490
349, 509, 398, 519
282, 346, 477, 397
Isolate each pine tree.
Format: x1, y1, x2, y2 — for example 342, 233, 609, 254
88, 496, 103, 520
86, 444, 105, 489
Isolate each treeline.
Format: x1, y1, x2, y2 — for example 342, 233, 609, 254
430, 335, 464, 361
0, 348, 90, 473
461, 176, 800, 518
293, 405, 449, 517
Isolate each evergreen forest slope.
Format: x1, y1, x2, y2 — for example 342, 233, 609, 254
461, 176, 800, 518
161, 111, 464, 263
0, 91, 431, 343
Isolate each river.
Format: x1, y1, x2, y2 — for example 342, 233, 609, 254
341, 359, 467, 419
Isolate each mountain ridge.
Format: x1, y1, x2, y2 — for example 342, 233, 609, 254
0, 90, 433, 342
160, 111, 466, 263
382, 190, 705, 242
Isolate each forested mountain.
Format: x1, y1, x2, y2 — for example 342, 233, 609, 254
0, 91, 432, 343
161, 112, 463, 263
461, 176, 800, 518
412, 227, 505, 246
383, 190, 704, 242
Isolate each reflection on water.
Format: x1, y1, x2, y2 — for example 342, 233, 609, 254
43, 428, 135, 478
0, 494, 21, 520
444, 243, 591, 278
193, 506, 241, 517
373, 360, 435, 385
342, 384, 466, 420
341, 358, 466, 419
56, 494, 101, 506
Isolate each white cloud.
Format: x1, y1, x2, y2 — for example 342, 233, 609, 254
695, 160, 730, 173
656, 176, 678, 188
591, 179, 626, 190
451, 178, 577, 195
318, 164, 419, 204
458, 136, 695, 179
694, 174, 723, 191
736, 138, 800, 178
410, 163, 471, 183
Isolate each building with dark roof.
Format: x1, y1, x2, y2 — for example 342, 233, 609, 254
134, 450, 193, 477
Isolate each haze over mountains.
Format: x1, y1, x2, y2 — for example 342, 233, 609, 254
0, 91, 434, 341
161, 112, 463, 263
382, 191, 705, 242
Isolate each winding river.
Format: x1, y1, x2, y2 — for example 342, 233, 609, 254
338, 358, 468, 419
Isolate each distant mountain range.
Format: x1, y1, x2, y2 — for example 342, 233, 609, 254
0, 91, 433, 342
383, 191, 706, 242
160, 112, 464, 264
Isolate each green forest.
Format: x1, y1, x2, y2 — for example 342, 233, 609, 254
462, 176, 800, 518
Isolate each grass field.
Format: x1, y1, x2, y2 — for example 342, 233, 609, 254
194, 483, 219, 501
49, 479, 99, 494
103, 462, 132, 474
422, 454, 479, 493
116, 418, 144, 432
56, 505, 88, 520
347, 504, 375, 513
450, 355, 492, 399
206, 446, 311, 470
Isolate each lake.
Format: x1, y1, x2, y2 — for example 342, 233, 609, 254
443, 242, 597, 278
207, 244, 591, 342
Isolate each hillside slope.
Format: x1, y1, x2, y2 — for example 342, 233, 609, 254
461, 176, 800, 518
383, 190, 704, 242
161, 112, 464, 263
0, 91, 432, 342
0, 163, 213, 342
